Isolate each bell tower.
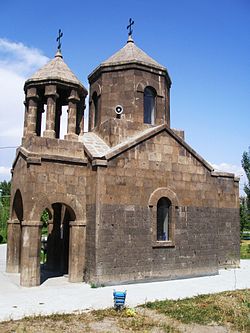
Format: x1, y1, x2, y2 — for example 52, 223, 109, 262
7, 36, 88, 287
88, 21, 171, 147
23, 49, 87, 143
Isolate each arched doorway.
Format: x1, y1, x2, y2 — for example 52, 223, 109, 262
12, 189, 23, 222
6, 189, 23, 273
41, 203, 75, 283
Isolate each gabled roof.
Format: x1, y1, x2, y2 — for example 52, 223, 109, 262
25, 51, 85, 89
82, 132, 109, 158
101, 36, 166, 71
81, 125, 214, 172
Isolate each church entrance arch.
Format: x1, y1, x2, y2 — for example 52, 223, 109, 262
41, 203, 75, 283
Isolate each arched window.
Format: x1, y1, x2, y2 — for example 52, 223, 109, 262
92, 92, 99, 127
157, 197, 171, 241
144, 87, 156, 124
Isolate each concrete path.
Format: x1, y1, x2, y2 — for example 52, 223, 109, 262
0, 244, 249, 322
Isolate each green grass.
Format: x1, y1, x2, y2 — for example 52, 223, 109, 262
1, 290, 249, 332
241, 240, 250, 259
144, 289, 250, 332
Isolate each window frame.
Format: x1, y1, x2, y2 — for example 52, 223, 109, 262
157, 197, 171, 241
148, 187, 178, 248
143, 86, 156, 125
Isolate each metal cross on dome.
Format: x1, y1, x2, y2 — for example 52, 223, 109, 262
127, 18, 134, 37
56, 29, 63, 51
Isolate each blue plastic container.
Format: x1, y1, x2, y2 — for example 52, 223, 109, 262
113, 290, 126, 310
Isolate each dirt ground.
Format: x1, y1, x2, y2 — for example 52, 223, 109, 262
0, 307, 239, 333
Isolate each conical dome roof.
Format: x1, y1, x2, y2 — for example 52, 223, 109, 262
25, 51, 85, 90
101, 36, 166, 71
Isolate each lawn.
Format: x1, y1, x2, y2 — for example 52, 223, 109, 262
241, 240, 250, 259
145, 289, 250, 332
0, 289, 249, 333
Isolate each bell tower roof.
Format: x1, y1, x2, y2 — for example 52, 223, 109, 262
25, 50, 86, 93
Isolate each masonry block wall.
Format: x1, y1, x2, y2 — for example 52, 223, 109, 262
7, 136, 88, 286
87, 130, 239, 285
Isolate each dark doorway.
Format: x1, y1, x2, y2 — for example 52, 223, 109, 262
40, 203, 75, 283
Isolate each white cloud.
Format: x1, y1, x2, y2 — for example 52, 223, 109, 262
0, 166, 11, 175
0, 67, 24, 141
0, 38, 49, 76
210, 162, 244, 177
0, 166, 11, 182
210, 162, 247, 196
0, 39, 49, 177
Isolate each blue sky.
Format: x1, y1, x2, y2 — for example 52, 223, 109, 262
0, 0, 249, 194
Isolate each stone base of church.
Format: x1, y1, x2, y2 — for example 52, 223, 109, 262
86, 266, 219, 287
84, 204, 240, 287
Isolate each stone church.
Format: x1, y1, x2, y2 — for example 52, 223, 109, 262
6, 31, 240, 287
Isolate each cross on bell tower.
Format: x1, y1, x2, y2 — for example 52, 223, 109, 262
127, 18, 134, 37
56, 29, 63, 51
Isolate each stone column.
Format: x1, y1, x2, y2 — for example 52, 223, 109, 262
65, 90, 80, 141
43, 85, 58, 138
78, 101, 86, 135
23, 101, 28, 137
26, 88, 39, 136
68, 220, 86, 282
20, 221, 42, 287
6, 219, 21, 273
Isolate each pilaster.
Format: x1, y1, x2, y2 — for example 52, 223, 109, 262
20, 221, 42, 287
68, 220, 86, 282
6, 219, 21, 273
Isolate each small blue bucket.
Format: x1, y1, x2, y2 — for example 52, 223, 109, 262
113, 290, 126, 310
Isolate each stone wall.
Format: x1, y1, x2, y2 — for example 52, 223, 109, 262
8, 117, 239, 287
88, 129, 239, 284
90, 203, 239, 285
8, 137, 89, 285
89, 65, 170, 139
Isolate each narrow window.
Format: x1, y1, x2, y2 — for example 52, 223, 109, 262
157, 197, 171, 241
144, 87, 156, 124
36, 102, 44, 137
92, 92, 99, 127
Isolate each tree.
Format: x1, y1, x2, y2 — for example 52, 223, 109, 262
240, 197, 249, 237
242, 147, 250, 203
241, 147, 250, 238
0, 180, 11, 243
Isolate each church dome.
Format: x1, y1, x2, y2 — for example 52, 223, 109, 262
25, 50, 86, 92
101, 36, 166, 71
88, 36, 171, 84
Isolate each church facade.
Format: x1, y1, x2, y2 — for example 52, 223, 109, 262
6, 34, 240, 287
